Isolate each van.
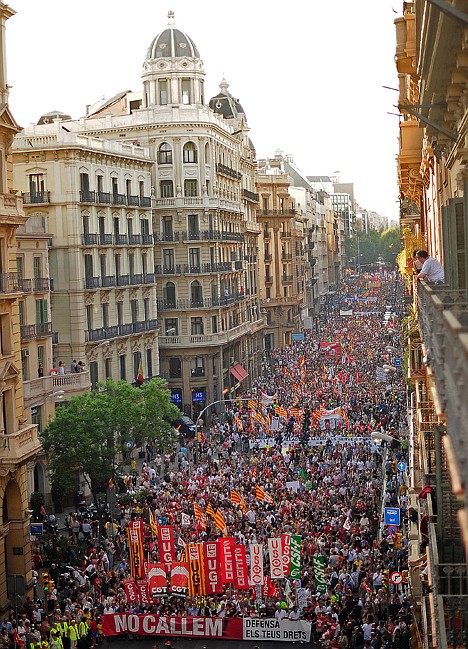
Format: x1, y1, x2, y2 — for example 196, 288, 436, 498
173, 415, 197, 438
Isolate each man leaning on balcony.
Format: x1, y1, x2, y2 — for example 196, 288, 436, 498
416, 250, 445, 284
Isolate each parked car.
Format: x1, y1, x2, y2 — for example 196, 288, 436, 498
173, 415, 197, 438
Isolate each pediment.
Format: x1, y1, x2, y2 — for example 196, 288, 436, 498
0, 103, 21, 133
0, 361, 21, 383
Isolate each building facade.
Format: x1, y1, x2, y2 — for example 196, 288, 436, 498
395, 2, 468, 647
0, 0, 41, 609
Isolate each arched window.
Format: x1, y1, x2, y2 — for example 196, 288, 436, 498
190, 280, 203, 306
204, 143, 210, 165
158, 142, 173, 165
183, 142, 198, 163
164, 281, 176, 308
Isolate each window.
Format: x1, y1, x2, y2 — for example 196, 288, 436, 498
84, 254, 94, 278
169, 357, 181, 379
142, 253, 148, 275
97, 175, 104, 193
160, 180, 174, 198
191, 357, 205, 377
21, 348, 29, 382
80, 172, 90, 192
16, 256, 24, 278
37, 345, 44, 369
184, 179, 198, 197
159, 79, 168, 105
36, 299, 48, 324
29, 173, 45, 197
105, 357, 112, 380
133, 352, 140, 382
163, 249, 174, 271
18, 301, 25, 326
114, 254, 121, 277
126, 179, 132, 196
189, 248, 200, 269
119, 354, 126, 381
112, 177, 119, 196
89, 362, 98, 390
1, 389, 14, 434
139, 180, 145, 199
31, 404, 43, 433
162, 216, 173, 239
146, 348, 153, 379
86, 304, 93, 330
113, 217, 120, 236
191, 317, 204, 335
163, 282, 176, 307
183, 142, 197, 163
165, 318, 178, 336
205, 143, 210, 165
102, 303, 109, 328
82, 215, 90, 235
200, 80, 204, 105
127, 218, 133, 237
117, 301, 123, 325
158, 142, 173, 165
141, 218, 150, 236
181, 79, 191, 104
144, 298, 150, 321
129, 252, 135, 276
188, 214, 199, 237
211, 315, 218, 334
100, 254, 106, 278
130, 299, 139, 323
190, 279, 203, 305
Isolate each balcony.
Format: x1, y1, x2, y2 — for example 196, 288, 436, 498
280, 231, 291, 238
97, 192, 111, 204
102, 275, 116, 288
243, 188, 259, 202
282, 275, 293, 282
85, 320, 157, 342
265, 276, 273, 285
159, 320, 257, 348
18, 277, 32, 292
191, 368, 205, 377
20, 324, 36, 341
99, 233, 113, 245
0, 425, 42, 467
33, 277, 50, 292
0, 272, 22, 294
82, 233, 99, 245
140, 196, 151, 208
127, 195, 140, 206
80, 190, 96, 203
234, 261, 243, 270
143, 273, 155, 284
112, 193, 126, 206
182, 231, 202, 242
215, 162, 242, 181
117, 275, 130, 286
21, 191, 51, 204
115, 234, 128, 245
23, 372, 91, 406
129, 274, 143, 285
119, 323, 133, 336
129, 234, 142, 245
85, 276, 101, 289
265, 253, 272, 261
281, 253, 292, 260
155, 265, 182, 276
156, 294, 245, 311
258, 209, 296, 217
142, 234, 153, 245
154, 232, 179, 242
36, 322, 53, 337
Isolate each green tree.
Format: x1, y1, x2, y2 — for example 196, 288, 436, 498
41, 378, 180, 502
345, 227, 401, 269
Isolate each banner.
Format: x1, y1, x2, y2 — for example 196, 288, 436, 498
249, 543, 264, 586
187, 543, 205, 597
289, 535, 301, 579
312, 555, 327, 593
102, 614, 311, 642
268, 538, 284, 579
147, 563, 167, 597
127, 520, 145, 579
136, 580, 150, 604
204, 542, 222, 594
219, 537, 235, 584
263, 575, 277, 598
158, 525, 175, 572
233, 545, 249, 590
320, 341, 341, 358
281, 533, 291, 576
123, 578, 137, 603
169, 562, 189, 597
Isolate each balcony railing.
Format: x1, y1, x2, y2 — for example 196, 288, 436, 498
18, 277, 32, 292
154, 232, 180, 242
99, 233, 113, 245
22, 191, 51, 204
282, 275, 293, 282
129, 234, 142, 245
143, 273, 155, 284
130, 274, 143, 285
216, 162, 242, 181
36, 322, 53, 337
97, 192, 111, 204
86, 321, 158, 342
243, 188, 259, 202
0, 425, 42, 467
85, 276, 101, 289
112, 193, 126, 205
117, 275, 130, 286
20, 324, 36, 341
23, 372, 90, 404
281, 253, 292, 260
20, 323, 52, 340
0, 272, 22, 293
82, 233, 99, 245
102, 275, 116, 287
156, 294, 245, 311
259, 209, 296, 216
140, 196, 151, 207
80, 190, 96, 203
115, 234, 128, 245
142, 234, 153, 245
34, 277, 50, 292
280, 231, 291, 238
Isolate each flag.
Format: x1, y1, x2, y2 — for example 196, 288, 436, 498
181, 512, 191, 527
214, 509, 227, 534
148, 509, 158, 537
299, 356, 305, 368
231, 489, 247, 514
193, 503, 204, 520
135, 355, 144, 386
255, 485, 272, 503
247, 399, 255, 410
206, 503, 215, 519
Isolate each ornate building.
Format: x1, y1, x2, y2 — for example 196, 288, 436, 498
0, 0, 41, 609
395, 1, 468, 647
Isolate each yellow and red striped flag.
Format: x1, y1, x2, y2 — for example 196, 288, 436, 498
148, 509, 158, 537
193, 503, 204, 520
213, 509, 227, 535
299, 356, 305, 368
247, 399, 255, 410
255, 485, 273, 504
206, 503, 216, 519
291, 407, 299, 419
231, 490, 247, 514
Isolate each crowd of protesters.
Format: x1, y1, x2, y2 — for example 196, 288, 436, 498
2, 272, 415, 649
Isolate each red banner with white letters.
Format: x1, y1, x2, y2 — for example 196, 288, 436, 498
219, 537, 235, 584
268, 537, 284, 579
170, 561, 189, 597
187, 543, 206, 597
136, 579, 150, 604
233, 545, 249, 589
281, 533, 291, 575
147, 563, 167, 597
127, 521, 145, 579
157, 525, 175, 572
123, 578, 137, 603
249, 543, 264, 586
204, 542, 222, 594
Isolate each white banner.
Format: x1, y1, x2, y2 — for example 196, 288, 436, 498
243, 618, 311, 643
268, 537, 284, 579
249, 543, 264, 586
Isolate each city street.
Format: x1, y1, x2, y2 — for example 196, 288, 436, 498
111, 638, 316, 649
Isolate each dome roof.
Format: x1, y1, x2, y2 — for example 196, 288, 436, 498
209, 78, 246, 120
146, 11, 200, 60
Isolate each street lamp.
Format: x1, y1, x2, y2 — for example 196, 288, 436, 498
371, 431, 396, 443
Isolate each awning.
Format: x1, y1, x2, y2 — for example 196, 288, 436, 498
230, 363, 249, 382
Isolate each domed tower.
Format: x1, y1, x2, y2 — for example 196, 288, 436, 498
141, 10, 205, 108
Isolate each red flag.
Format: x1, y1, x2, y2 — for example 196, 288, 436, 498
147, 563, 168, 597
157, 525, 175, 572
219, 536, 235, 584
136, 579, 150, 604
204, 541, 222, 594
123, 577, 138, 603
233, 545, 249, 589
169, 562, 189, 597
281, 533, 291, 575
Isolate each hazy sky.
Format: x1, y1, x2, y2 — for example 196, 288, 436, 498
7, 1, 401, 222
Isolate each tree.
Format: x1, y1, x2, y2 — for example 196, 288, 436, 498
345, 227, 401, 270
41, 378, 181, 502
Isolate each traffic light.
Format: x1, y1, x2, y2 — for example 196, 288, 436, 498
382, 570, 389, 590
394, 532, 403, 549
42, 573, 50, 592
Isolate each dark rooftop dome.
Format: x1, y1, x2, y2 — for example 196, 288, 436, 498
209, 78, 246, 120
146, 11, 200, 59
37, 110, 71, 125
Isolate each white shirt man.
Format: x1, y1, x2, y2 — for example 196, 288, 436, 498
417, 251, 445, 283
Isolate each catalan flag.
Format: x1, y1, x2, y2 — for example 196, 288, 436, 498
206, 503, 216, 519
255, 485, 273, 504
214, 509, 227, 535
148, 509, 158, 537
299, 355, 305, 368
247, 399, 256, 410
231, 490, 247, 514
252, 466, 257, 478
291, 407, 299, 420
193, 503, 204, 520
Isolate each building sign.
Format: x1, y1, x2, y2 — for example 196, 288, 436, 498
192, 390, 205, 403
171, 390, 182, 405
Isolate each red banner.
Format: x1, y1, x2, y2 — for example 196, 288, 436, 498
233, 545, 249, 590
147, 563, 167, 597
204, 542, 222, 594
136, 580, 150, 604
158, 525, 175, 572
127, 521, 145, 579
170, 561, 189, 597
320, 341, 341, 358
281, 533, 291, 575
187, 543, 206, 596
219, 537, 235, 584
249, 543, 263, 586
123, 578, 137, 603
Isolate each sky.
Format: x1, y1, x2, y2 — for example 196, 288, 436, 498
7, 0, 401, 222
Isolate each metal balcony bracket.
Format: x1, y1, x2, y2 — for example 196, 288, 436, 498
399, 104, 458, 141
427, 0, 468, 26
